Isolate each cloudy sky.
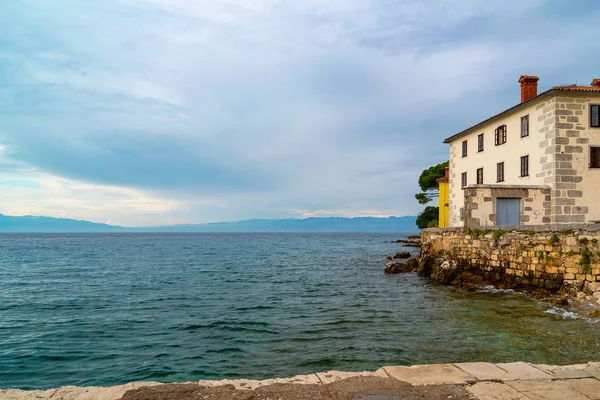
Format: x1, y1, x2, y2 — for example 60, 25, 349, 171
1, 0, 599, 226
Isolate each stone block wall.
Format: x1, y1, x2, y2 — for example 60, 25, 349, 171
539, 94, 600, 223
421, 226, 600, 293
464, 185, 551, 229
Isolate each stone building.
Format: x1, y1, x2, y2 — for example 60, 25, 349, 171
444, 75, 600, 228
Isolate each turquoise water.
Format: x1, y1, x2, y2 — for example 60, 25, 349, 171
1, 233, 599, 390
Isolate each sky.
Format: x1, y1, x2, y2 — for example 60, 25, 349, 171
1, 0, 600, 227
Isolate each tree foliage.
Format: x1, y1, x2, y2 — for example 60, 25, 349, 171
416, 206, 439, 229
415, 161, 449, 204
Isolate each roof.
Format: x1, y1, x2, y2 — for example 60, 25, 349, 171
553, 85, 600, 92
444, 85, 600, 144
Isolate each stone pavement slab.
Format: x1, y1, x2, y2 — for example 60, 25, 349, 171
585, 362, 600, 379
383, 364, 475, 385
454, 362, 512, 381
0, 382, 162, 400
565, 378, 600, 400
507, 380, 590, 400
534, 363, 594, 379
52, 382, 163, 400
316, 369, 388, 384
0, 389, 55, 400
494, 362, 553, 381
466, 382, 528, 400
198, 373, 321, 390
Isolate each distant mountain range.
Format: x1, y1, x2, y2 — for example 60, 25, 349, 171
0, 214, 417, 233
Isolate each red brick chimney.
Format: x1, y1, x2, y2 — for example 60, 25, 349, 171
592, 78, 600, 88
519, 75, 539, 103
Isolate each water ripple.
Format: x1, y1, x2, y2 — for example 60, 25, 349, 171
1, 232, 599, 390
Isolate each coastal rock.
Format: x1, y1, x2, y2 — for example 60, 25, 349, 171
416, 247, 435, 277
550, 296, 569, 308
584, 282, 600, 295
405, 258, 419, 271
394, 237, 422, 247
394, 235, 422, 247
560, 281, 584, 298
385, 255, 393, 261
385, 261, 413, 274
393, 251, 411, 260
589, 310, 600, 319
431, 260, 460, 284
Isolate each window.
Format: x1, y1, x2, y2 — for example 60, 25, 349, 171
477, 168, 483, 184
591, 147, 600, 168
497, 162, 504, 182
520, 155, 529, 177
521, 115, 529, 137
462, 140, 468, 157
495, 125, 507, 145
478, 134, 484, 152
592, 105, 600, 127
461, 172, 467, 188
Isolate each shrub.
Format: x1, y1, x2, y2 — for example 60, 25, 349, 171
416, 206, 439, 229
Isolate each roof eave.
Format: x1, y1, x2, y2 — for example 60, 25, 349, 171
443, 89, 557, 144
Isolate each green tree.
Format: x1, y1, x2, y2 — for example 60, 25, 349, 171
416, 206, 439, 229
415, 161, 449, 205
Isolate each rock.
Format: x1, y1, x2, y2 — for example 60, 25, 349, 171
385, 261, 414, 274
393, 236, 422, 247
385, 255, 393, 261
560, 281, 584, 297
393, 251, 411, 260
461, 283, 479, 292
431, 260, 460, 284
544, 280, 562, 290
585, 282, 600, 295
550, 296, 569, 308
588, 309, 600, 319
417, 253, 435, 277
405, 258, 419, 271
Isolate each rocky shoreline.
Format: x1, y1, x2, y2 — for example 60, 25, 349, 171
3, 361, 599, 400
385, 232, 600, 320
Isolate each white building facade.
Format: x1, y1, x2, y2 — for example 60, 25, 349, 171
445, 76, 600, 228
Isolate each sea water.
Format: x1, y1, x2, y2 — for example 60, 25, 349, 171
1, 233, 599, 390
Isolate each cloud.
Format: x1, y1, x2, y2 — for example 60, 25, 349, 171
0, 0, 599, 225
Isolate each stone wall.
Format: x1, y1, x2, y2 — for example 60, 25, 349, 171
537, 93, 600, 223
420, 226, 600, 295
464, 185, 551, 228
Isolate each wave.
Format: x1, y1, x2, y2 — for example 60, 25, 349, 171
234, 305, 276, 311
544, 306, 579, 320
179, 321, 278, 335
478, 285, 525, 295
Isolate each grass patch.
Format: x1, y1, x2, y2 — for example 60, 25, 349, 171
492, 230, 506, 241
578, 248, 593, 274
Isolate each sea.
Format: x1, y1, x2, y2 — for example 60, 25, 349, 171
1, 233, 599, 390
